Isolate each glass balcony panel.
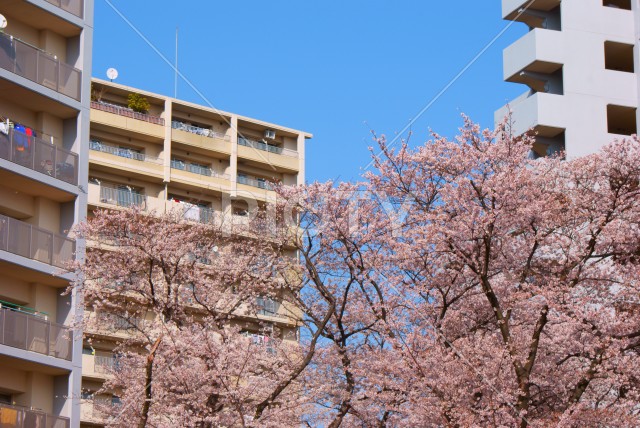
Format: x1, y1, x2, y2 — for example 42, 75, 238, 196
38, 55, 59, 92
13, 41, 38, 82
8, 218, 32, 259
0, 34, 81, 101
49, 323, 72, 360
0, 402, 70, 428
44, 0, 84, 18
31, 228, 53, 265
27, 316, 49, 355
3, 309, 28, 350
58, 62, 80, 100
0, 126, 79, 185
0, 306, 72, 361
0, 215, 75, 269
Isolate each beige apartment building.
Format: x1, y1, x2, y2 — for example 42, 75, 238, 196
0, 0, 93, 427
79, 79, 311, 426
496, 0, 640, 157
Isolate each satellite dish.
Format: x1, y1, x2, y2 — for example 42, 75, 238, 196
106, 68, 119, 81
0, 14, 7, 30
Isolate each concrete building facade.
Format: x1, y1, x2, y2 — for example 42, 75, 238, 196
0, 0, 93, 427
496, 0, 640, 157
80, 79, 311, 426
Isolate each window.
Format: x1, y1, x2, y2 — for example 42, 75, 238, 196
603, 0, 631, 10
607, 104, 637, 135
604, 41, 635, 73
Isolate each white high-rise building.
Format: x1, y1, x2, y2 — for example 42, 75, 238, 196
496, 0, 639, 157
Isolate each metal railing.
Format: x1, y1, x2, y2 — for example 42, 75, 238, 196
96, 313, 143, 333
256, 297, 283, 318
0, 214, 75, 269
89, 140, 161, 164
98, 186, 147, 209
94, 355, 116, 374
179, 203, 219, 225
170, 159, 228, 179
238, 136, 298, 157
237, 175, 273, 190
44, 0, 84, 18
0, 304, 73, 361
0, 33, 81, 101
171, 120, 229, 140
91, 101, 165, 126
0, 402, 70, 428
0, 126, 78, 185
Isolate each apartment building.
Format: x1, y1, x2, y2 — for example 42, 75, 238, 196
496, 0, 640, 157
80, 79, 311, 426
0, 0, 93, 427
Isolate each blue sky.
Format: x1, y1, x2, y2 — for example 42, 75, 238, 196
92, 1, 528, 183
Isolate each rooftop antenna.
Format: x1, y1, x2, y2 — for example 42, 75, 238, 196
174, 27, 178, 98
106, 67, 118, 82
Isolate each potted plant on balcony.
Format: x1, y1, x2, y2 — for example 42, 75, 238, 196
127, 93, 150, 114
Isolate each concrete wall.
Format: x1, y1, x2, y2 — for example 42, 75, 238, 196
497, 0, 640, 157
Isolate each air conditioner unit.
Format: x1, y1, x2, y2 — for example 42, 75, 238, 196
264, 129, 276, 139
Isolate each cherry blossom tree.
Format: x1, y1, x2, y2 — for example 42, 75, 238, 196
75, 117, 640, 427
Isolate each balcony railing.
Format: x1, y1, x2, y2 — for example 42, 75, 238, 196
0, 304, 73, 360
91, 101, 165, 126
237, 175, 273, 190
0, 33, 81, 101
170, 159, 228, 179
0, 214, 75, 269
0, 402, 70, 428
95, 313, 143, 333
178, 203, 219, 225
0, 126, 78, 185
89, 140, 161, 164
257, 296, 283, 318
44, 0, 84, 18
98, 186, 147, 209
94, 355, 117, 374
238, 136, 298, 157
171, 120, 229, 140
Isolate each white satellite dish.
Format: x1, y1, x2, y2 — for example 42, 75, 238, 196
0, 14, 8, 30
106, 68, 119, 81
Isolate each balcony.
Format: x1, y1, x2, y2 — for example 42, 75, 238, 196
81, 398, 120, 424
0, 214, 75, 269
171, 121, 231, 155
89, 140, 163, 179
169, 162, 230, 193
0, 402, 69, 428
170, 158, 226, 179
91, 101, 164, 126
171, 120, 228, 140
502, 0, 560, 22
237, 175, 273, 190
237, 137, 300, 172
90, 101, 165, 140
496, 91, 567, 138
238, 136, 297, 157
96, 186, 147, 210
0, 126, 78, 185
503, 28, 564, 92
44, 0, 84, 18
0, 302, 73, 360
0, 33, 81, 101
